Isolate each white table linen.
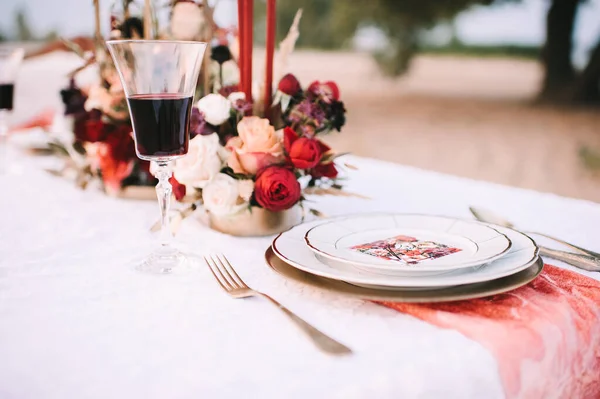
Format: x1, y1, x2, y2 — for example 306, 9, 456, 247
1, 151, 599, 399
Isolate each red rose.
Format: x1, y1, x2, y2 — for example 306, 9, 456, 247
254, 166, 301, 212
308, 81, 340, 102
74, 110, 107, 142
104, 124, 136, 162
283, 127, 322, 169
311, 162, 338, 178
289, 138, 321, 169
278, 74, 301, 96
85, 119, 106, 142
169, 176, 186, 201
91, 125, 136, 194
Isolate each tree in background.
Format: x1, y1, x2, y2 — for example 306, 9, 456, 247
15, 9, 35, 41
257, 0, 599, 104
257, 0, 498, 74
542, 0, 600, 104
2, 8, 58, 43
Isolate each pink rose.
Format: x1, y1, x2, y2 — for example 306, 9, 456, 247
226, 116, 284, 175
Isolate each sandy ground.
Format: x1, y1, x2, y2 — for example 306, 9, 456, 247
11, 50, 600, 202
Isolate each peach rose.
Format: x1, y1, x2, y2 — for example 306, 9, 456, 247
226, 116, 284, 175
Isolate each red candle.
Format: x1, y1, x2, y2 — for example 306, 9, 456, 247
237, 0, 246, 96
244, 0, 254, 106
264, 0, 276, 119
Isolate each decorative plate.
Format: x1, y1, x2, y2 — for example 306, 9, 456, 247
273, 218, 537, 288
304, 214, 511, 275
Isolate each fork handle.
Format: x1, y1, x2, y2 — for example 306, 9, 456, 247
527, 231, 600, 258
539, 247, 600, 272
258, 293, 352, 355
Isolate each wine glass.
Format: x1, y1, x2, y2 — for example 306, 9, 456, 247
107, 40, 207, 274
0, 47, 25, 174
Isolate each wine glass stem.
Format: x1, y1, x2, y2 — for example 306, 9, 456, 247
0, 110, 8, 174
153, 161, 173, 248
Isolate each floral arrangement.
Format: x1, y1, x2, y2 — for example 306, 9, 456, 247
47, 0, 353, 232
170, 74, 346, 217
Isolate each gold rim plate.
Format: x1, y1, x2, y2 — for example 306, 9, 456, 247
265, 247, 543, 303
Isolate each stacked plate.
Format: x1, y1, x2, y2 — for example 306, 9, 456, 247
266, 213, 542, 302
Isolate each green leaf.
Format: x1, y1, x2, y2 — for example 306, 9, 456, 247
580, 146, 600, 172
220, 166, 253, 180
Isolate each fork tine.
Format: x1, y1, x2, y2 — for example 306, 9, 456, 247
204, 256, 233, 291
210, 255, 237, 290
212, 254, 241, 289
219, 254, 249, 289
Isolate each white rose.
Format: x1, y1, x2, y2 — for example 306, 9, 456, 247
238, 179, 255, 202
197, 94, 231, 126
227, 91, 246, 103
202, 173, 246, 216
170, 2, 205, 41
173, 133, 223, 189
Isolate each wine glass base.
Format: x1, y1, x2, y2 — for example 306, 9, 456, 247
137, 246, 186, 274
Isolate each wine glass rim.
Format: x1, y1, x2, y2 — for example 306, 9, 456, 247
106, 39, 207, 45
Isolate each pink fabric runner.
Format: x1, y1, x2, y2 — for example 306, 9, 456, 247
379, 265, 600, 399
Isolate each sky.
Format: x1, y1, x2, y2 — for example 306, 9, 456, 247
0, 0, 599, 65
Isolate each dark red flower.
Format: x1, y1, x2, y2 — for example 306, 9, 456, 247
120, 17, 144, 39
74, 110, 107, 142
83, 119, 106, 142
190, 107, 208, 138
211, 44, 232, 65
327, 100, 346, 131
287, 99, 325, 127
92, 125, 136, 194
218, 84, 240, 98
254, 165, 301, 212
60, 78, 87, 115
283, 127, 322, 169
311, 162, 338, 178
308, 81, 340, 103
104, 124, 136, 162
169, 176, 187, 201
278, 74, 301, 96
231, 98, 253, 114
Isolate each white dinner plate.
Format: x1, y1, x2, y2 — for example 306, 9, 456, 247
304, 214, 512, 275
272, 218, 538, 288
266, 247, 544, 301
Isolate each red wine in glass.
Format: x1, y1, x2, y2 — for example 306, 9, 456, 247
127, 93, 193, 159
0, 83, 15, 110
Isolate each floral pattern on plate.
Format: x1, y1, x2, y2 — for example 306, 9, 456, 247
350, 235, 461, 264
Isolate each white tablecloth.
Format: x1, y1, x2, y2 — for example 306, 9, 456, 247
1, 150, 599, 399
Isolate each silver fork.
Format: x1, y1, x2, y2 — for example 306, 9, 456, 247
204, 254, 352, 355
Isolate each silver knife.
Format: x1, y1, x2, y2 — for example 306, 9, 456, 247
539, 247, 600, 272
